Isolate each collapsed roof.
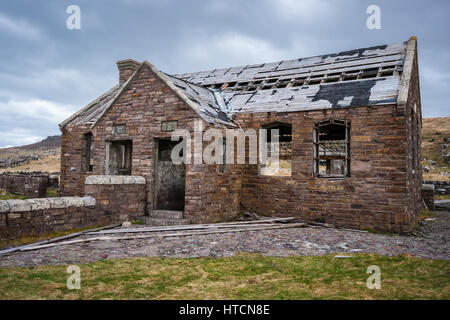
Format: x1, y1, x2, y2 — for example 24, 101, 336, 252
60, 39, 414, 129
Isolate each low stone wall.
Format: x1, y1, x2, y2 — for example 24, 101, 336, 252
0, 173, 48, 198
423, 181, 450, 195
0, 196, 97, 241
0, 175, 147, 241
422, 184, 435, 211
85, 175, 146, 221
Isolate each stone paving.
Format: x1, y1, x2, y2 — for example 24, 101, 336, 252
0, 211, 449, 267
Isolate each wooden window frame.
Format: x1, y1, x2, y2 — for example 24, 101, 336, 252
259, 122, 292, 177
313, 119, 351, 178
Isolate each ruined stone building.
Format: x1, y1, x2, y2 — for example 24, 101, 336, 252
59, 37, 422, 233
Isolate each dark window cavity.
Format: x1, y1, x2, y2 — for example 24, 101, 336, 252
82, 132, 94, 172
260, 122, 292, 176
313, 120, 350, 177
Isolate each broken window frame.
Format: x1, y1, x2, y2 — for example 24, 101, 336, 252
313, 119, 351, 178
82, 132, 94, 172
259, 122, 292, 177
105, 140, 133, 175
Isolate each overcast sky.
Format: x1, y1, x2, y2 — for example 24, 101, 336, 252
0, 0, 449, 147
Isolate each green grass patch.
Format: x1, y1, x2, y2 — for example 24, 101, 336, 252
46, 188, 59, 197
435, 194, 450, 200
416, 209, 437, 224
0, 254, 448, 300
0, 190, 28, 200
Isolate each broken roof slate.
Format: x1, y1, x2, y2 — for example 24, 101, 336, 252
61, 40, 412, 129
224, 77, 400, 114
174, 42, 407, 87
163, 74, 233, 126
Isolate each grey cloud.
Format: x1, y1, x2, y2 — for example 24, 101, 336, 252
0, 0, 449, 147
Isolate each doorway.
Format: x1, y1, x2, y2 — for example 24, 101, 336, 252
155, 139, 185, 211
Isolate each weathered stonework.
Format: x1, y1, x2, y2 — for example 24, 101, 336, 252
234, 104, 414, 233
0, 175, 147, 241
60, 123, 92, 196
422, 184, 435, 211
0, 196, 96, 241
84, 175, 146, 221
59, 39, 423, 233
62, 66, 242, 224
0, 173, 48, 198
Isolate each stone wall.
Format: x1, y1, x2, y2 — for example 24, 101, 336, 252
0, 196, 96, 241
59, 55, 422, 233
60, 64, 240, 224
84, 175, 146, 221
234, 103, 419, 234
60, 124, 91, 196
422, 184, 435, 211
0, 175, 147, 241
0, 173, 48, 198
423, 181, 450, 195
403, 45, 423, 231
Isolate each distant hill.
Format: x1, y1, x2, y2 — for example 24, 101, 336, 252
0, 135, 61, 152
0, 135, 61, 173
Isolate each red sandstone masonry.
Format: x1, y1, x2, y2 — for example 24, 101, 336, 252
421, 184, 435, 211
59, 48, 422, 233
84, 175, 146, 221
60, 124, 91, 196
234, 104, 414, 233
77, 65, 240, 223
0, 173, 48, 198
0, 175, 147, 241
0, 196, 97, 241
403, 46, 423, 231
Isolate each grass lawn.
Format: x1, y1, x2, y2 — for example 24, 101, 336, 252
0, 190, 28, 200
435, 194, 450, 200
0, 253, 448, 300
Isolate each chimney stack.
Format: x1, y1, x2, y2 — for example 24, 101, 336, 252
117, 59, 140, 83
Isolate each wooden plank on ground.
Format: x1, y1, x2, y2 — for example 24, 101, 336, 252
20, 223, 306, 252
87, 217, 297, 235
0, 224, 121, 256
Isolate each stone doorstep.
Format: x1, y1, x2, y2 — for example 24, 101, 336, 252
147, 210, 184, 220
142, 216, 191, 226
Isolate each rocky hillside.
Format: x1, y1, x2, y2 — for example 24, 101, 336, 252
0, 118, 449, 179
422, 117, 450, 181
0, 136, 61, 173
